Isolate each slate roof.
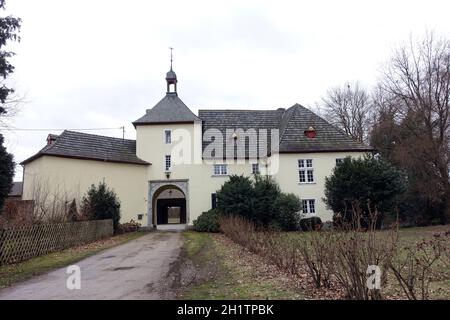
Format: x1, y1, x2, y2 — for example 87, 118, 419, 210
21, 131, 149, 165
278, 104, 372, 153
8, 182, 23, 197
199, 104, 372, 158
133, 93, 201, 125
199, 109, 285, 158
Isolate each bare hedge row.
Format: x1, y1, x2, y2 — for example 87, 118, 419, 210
219, 215, 450, 300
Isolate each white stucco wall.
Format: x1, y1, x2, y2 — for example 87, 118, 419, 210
22, 155, 148, 223
273, 152, 369, 221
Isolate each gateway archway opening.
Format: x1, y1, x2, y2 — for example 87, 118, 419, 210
152, 185, 186, 225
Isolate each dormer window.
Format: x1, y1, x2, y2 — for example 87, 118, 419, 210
165, 130, 172, 144
304, 126, 316, 138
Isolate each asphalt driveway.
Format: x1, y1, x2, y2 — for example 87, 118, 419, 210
0, 232, 183, 300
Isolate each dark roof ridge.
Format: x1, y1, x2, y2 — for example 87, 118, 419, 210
61, 130, 136, 142
198, 108, 282, 112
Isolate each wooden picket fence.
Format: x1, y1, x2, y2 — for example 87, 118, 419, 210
0, 219, 113, 265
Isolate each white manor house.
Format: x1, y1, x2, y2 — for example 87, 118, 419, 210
21, 66, 373, 229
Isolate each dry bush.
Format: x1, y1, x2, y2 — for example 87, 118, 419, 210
117, 219, 141, 234
219, 215, 300, 275
1, 178, 85, 228
331, 228, 397, 300
218, 212, 449, 300
326, 205, 398, 299
298, 231, 336, 288
0, 200, 34, 227
28, 178, 81, 224
218, 215, 257, 249
390, 231, 449, 300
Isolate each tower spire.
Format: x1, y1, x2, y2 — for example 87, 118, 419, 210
166, 47, 177, 94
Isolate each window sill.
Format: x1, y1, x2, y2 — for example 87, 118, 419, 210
298, 182, 316, 185
302, 213, 317, 217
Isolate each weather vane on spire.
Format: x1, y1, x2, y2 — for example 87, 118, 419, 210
169, 47, 173, 70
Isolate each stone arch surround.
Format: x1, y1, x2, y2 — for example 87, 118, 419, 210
148, 179, 189, 227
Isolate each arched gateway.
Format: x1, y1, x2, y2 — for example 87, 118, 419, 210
148, 180, 189, 229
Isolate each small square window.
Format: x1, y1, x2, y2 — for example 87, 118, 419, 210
298, 159, 305, 168
213, 164, 227, 175
306, 159, 313, 167
252, 163, 260, 174
336, 158, 344, 165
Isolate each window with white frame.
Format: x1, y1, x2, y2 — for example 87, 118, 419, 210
336, 158, 344, 165
164, 130, 172, 144
165, 155, 171, 171
298, 159, 314, 183
252, 163, 260, 174
213, 164, 228, 176
302, 199, 316, 215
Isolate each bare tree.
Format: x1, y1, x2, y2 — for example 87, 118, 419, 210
0, 91, 27, 127
321, 81, 373, 143
377, 32, 450, 222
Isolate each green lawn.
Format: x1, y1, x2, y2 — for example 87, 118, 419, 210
0, 231, 147, 289
180, 231, 304, 300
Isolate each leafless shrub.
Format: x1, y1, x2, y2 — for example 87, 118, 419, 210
28, 177, 80, 223
390, 232, 449, 300
0, 200, 34, 227
331, 228, 397, 300
218, 212, 448, 300
218, 215, 257, 249
328, 204, 398, 300
219, 215, 299, 274
298, 231, 335, 288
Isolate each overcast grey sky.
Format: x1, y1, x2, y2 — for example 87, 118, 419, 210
2, 0, 450, 181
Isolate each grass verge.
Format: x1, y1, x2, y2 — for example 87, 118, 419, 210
180, 231, 304, 300
0, 231, 147, 289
